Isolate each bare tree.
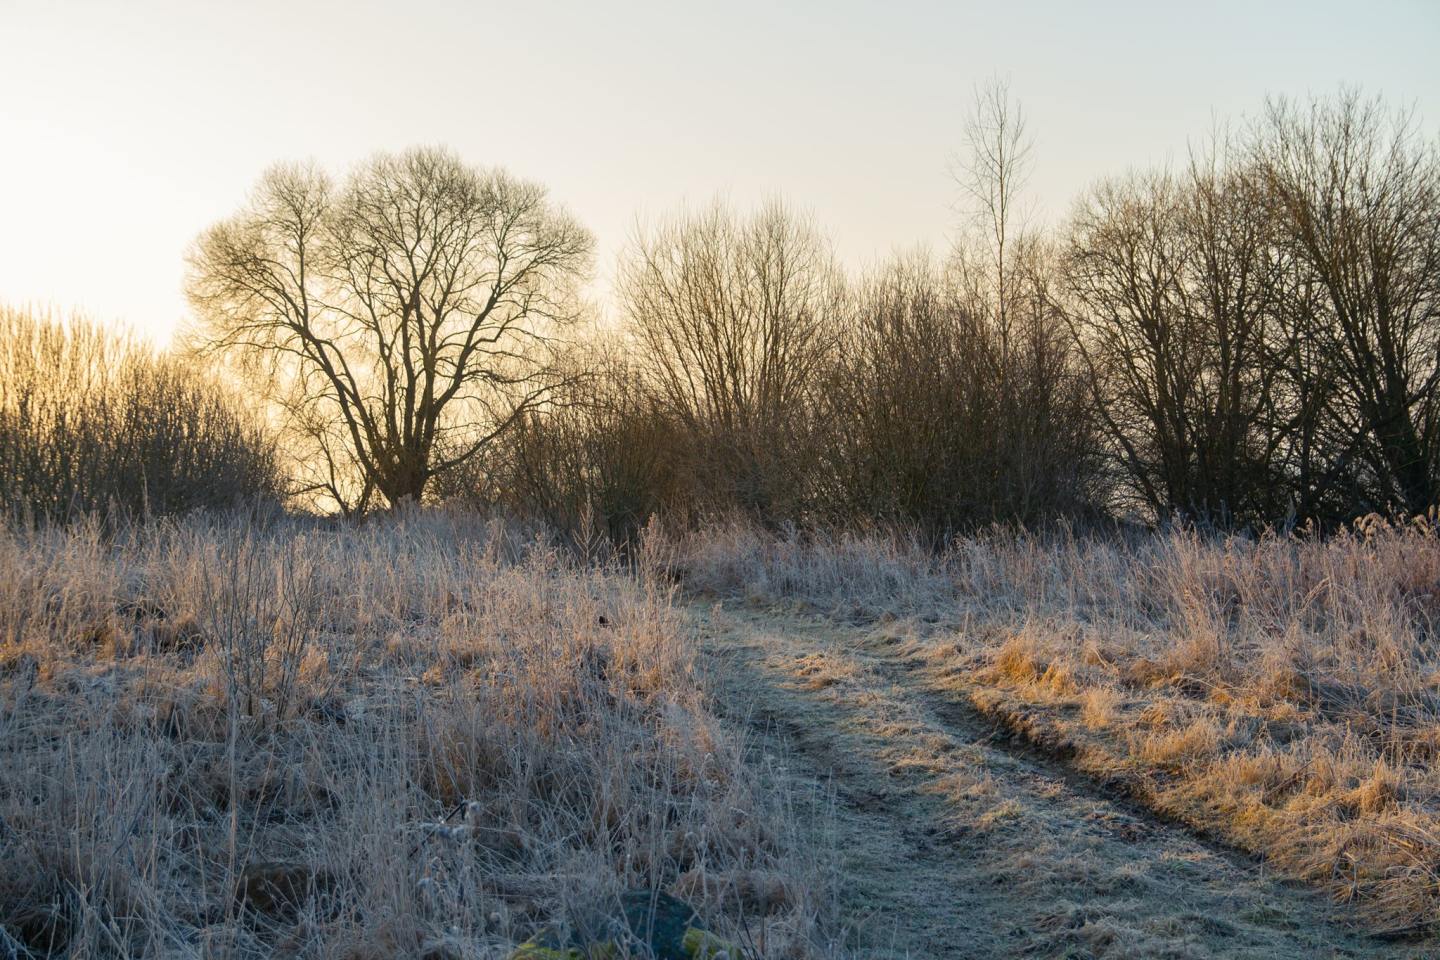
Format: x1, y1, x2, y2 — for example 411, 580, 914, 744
186, 147, 593, 510
941, 79, 1097, 526
1179, 150, 1301, 523
619, 200, 843, 515
952, 77, 1034, 343
1061, 154, 1303, 524
1255, 92, 1440, 515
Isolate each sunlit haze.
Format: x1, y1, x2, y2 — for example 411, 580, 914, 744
2, 0, 1437, 342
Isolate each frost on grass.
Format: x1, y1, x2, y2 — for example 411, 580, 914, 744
0, 511, 829, 959
661, 516, 1440, 935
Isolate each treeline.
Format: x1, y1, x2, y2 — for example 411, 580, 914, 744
4, 91, 1436, 537
464, 220, 1098, 541
474, 92, 1440, 539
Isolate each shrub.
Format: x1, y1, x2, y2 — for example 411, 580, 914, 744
0, 306, 280, 523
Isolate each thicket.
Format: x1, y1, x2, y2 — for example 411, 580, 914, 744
0, 306, 279, 523
476, 91, 1439, 541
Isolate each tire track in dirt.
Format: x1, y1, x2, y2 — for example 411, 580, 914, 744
690, 601, 1424, 959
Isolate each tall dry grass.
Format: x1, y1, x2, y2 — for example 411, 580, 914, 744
0, 510, 835, 958
659, 516, 1440, 934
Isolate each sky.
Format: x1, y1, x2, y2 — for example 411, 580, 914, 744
1, 0, 1437, 343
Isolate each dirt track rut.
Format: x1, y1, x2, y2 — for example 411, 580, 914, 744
690, 601, 1426, 960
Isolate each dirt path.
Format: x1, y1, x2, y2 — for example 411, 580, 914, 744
689, 601, 1424, 960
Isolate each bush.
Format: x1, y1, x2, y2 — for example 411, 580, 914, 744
815, 255, 1098, 535
0, 306, 281, 523
436, 350, 685, 551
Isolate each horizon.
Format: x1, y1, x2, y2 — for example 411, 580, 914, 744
2, 0, 1438, 342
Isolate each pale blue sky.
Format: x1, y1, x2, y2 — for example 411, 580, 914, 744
2, 0, 1436, 341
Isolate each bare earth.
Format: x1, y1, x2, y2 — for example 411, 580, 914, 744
691, 601, 1427, 960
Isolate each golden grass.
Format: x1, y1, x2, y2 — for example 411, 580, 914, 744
0, 511, 834, 958
662, 516, 1440, 935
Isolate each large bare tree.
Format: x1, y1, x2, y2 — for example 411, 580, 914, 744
186, 147, 593, 510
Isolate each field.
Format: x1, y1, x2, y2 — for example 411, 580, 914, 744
2, 511, 1438, 957
0, 512, 833, 959
4, 7, 1435, 958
